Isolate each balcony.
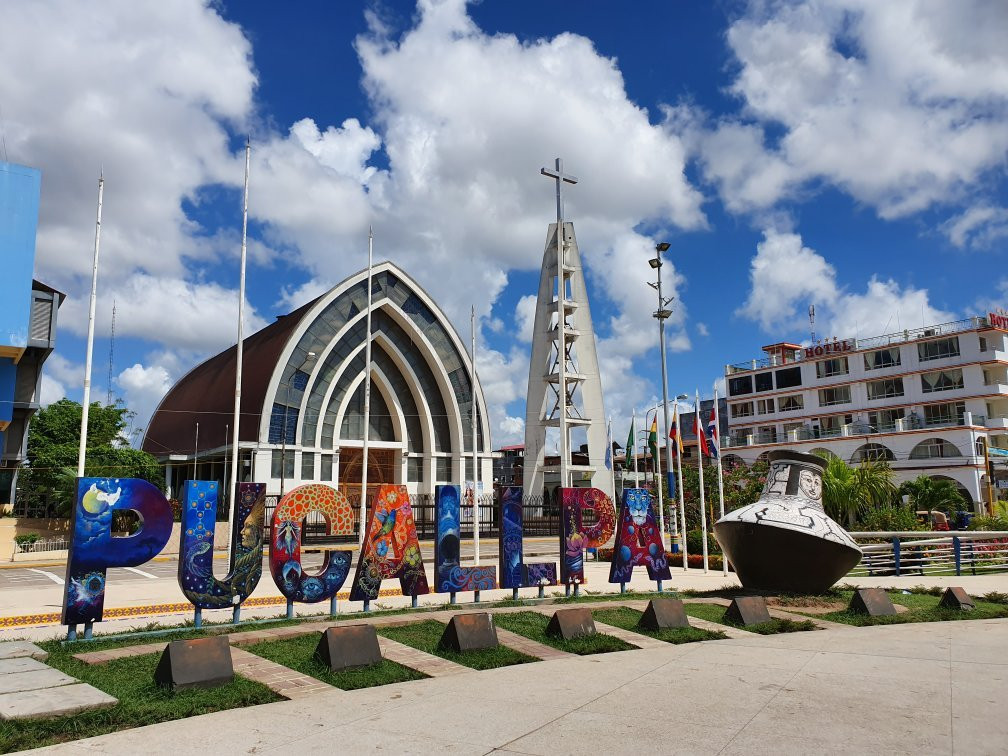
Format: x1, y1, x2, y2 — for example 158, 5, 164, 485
986, 417, 1008, 431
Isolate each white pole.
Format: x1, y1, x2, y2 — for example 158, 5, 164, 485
227, 139, 250, 563
193, 422, 199, 480
471, 304, 479, 563
632, 408, 639, 487
675, 403, 688, 571
77, 172, 104, 478
608, 415, 618, 507
223, 423, 229, 504
696, 390, 709, 574
713, 386, 727, 576
359, 227, 374, 545
654, 402, 665, 545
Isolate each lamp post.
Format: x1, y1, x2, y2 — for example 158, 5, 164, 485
280, 351, 316, 497
649, 243, 675, 545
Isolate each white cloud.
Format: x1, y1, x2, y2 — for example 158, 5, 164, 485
116, 362, 174, 442
496, 416, 524, 445
39, 374, 66, 407
696, 322, 709, 338
700, 1, 1008, 221
739, 228, 954, 340
514, 295, 537, 343
942, 205, 1008, 249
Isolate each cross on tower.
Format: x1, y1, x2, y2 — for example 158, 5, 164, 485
541, 158, 578, 226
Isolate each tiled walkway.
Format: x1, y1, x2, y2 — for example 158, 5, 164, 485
0, 642, 116, 720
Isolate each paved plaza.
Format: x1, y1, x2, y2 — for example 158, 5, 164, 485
18, 616, 1007, 755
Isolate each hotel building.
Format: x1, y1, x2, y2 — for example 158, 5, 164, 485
722, 315, 1008, 510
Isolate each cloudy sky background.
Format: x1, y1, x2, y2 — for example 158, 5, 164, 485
2, 0, 1006, 446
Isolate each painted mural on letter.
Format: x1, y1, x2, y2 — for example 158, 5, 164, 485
499, 486, 557, 588
434, 484, 496, 593
270, 483, 354, 603
177, 481, 265, 609
560, 487, 616, 585
608, 488, 671, 584
349, 484, 430, 601
62, 478, 173, 626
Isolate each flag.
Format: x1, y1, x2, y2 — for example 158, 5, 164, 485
604, 419, 613, 471
669, 414, 684, 456
648, 416, 658, 465
707, 406, 719, 460
625, 417, 635, 470
693, 401, 711, 457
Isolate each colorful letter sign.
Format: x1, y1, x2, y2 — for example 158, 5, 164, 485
349, 484, 430, 601
608, 488, 671, 584
270, 483, 354, 602
178, 481, 265, 609
433, 485, 496, 593
499, 486, 557, 588
560, 487, 616, 585
62, 478, 172, 626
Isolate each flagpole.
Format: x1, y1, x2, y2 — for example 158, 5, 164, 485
654, 402, 665, 545
607, 416, 617, 507
228, 139, 250, 563
713, 385, 727, 576
632, 408, 639, 487
695, 390, 709, 574
359, 226, 374, 546
675, 403, 687, 571
470, 304, 479, 564
77, 171, 104, 478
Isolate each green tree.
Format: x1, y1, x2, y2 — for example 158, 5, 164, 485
898, 475, 967, 522
18, 399, 164, 516
818, 453, 896, 528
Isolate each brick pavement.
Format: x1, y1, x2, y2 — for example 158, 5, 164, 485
375, 636, 469, 677
228, 646, 336, 699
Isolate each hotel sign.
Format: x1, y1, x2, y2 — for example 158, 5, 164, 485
990, 311, 1008, 329
804, 338, 853, 359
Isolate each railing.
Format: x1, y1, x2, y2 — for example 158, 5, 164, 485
847, 531, 1008, 577
264, 492, 561, 544
13, 536, 68, 554
726, 316, 985, 374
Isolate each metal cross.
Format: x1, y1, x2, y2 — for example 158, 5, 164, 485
541, 158, 577, 226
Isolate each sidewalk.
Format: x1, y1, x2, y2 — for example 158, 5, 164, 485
29, 617, 1008, 754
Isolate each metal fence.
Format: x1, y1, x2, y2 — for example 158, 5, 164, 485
13, 536, 68, 554
264, 492, 561, 545
848, 531, 1008, 577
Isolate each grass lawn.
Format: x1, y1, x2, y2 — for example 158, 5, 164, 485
493, 611, 636, 655
592, 607, 726, 644
811, 591, 1008, 627
683, 602, 819, 635
0, 651, 278, 753
376, 620, 535, 670
245, 634, 426, 689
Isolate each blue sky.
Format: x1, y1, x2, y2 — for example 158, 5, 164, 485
2, 0, 1006, 446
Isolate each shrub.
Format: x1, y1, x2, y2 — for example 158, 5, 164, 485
13, 533, 40, 547
967, 515, 1008, 531
686, 529, 721, 555
860, 505, 921, 532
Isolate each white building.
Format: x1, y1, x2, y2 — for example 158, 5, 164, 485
722, 315, 1008, 510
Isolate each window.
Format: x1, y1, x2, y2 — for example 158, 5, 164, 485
921, 368, 964, 393
320, 454, 333, 482
816, 357, 849, 378
271, 449, 295, 479
980, 336, 988, 352
757, 398, 775, 415
407, 456, 423, 482
779, 394, 804, 412
918, 336, 960, 361
728, 375, 753, 396
868, 408, 904, 431
782, 422, 805, 438
755, 372, 773, 392
818, 385, 852, 407
435, 457, 452, 482
864, 348, 901, 370
851, 443, 895, 463
923, 401, 966, 427
775, 366, 802, 389
819, 415, 847, 436
730, 402, 754, 418
755, 425, 777, 443
866, 377, 904, 400
909, 438, 963, 459
301, 452, 315, 481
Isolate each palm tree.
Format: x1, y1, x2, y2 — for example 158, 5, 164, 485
818, 453, 896, 528
899, 476, 966, 525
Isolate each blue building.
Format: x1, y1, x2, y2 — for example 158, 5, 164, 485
0, 161, 62, 509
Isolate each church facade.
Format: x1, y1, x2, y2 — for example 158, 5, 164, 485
143, 261, 492, 504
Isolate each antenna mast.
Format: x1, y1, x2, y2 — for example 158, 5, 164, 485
809, 304, 816, 344
106, 301, 116, 405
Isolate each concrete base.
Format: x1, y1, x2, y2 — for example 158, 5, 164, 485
0, 641, 49, 661
0, 668, 77, 695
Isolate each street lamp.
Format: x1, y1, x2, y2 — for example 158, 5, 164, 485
648, 242, 675, 543
280, 351, 316, 497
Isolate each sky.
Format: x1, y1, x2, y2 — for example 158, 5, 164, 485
2, 0, 1007, 448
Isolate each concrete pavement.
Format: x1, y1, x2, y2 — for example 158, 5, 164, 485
28, 617, 1008, 754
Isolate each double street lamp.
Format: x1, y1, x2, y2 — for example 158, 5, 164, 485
648, 242, 675, 543
280, 351, 316, 497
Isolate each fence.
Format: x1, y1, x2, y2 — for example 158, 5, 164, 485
264, 492, 561, 545
848, 531, 1008, 577
13, 536, 68, 555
